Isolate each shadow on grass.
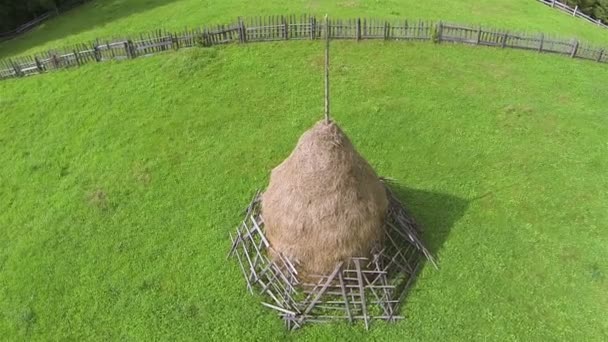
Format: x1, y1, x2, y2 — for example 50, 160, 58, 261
389, 183, 469, 260
383, 182, 469, 318
0, 0, 179, 58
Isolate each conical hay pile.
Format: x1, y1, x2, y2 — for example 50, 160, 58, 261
262, 120, 388, 277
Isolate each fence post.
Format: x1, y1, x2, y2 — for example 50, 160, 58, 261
310, 16, 315, 40
436, 21, 443, 43
202, 28, 209, 47
163, 31, 173, 50
501, 31, 508, 48
11, 59, 23, 77
50, 52, 61, 69
126, 40, 135, 57
551, 0, 555, 8
130, 40, 138, 57
283, 16, 288, 40
573, 5, 578, 16
384, 21, 390, 40
356, 18, 361, 41
123, 41, 131, 58
476, 25, 482, 45
570, 39, 579, 58
238, 17, 247, 43
207, 27, 213, 46
597, 49, 604, 62
93, 44, 101, 62
34, 56, 44, 72
73, 49, 81, 66
538, 34, 544, 52
105, 41, 115, 59
171, 33, 179, 50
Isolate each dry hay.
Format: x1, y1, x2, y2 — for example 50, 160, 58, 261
262, 120, 388, 278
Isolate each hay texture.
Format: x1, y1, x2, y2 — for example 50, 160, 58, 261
262, 120, 388, 277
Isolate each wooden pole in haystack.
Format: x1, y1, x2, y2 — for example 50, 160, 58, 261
324, 14, 330, 124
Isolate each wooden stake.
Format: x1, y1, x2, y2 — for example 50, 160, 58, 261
338, 271, 353, 323
354, 259, 369, 330
324, 14, 330, 124
298, 262, 343, 325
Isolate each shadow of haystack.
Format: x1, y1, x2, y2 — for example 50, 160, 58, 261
387, 184, 469, 257
379, 183, 469, 316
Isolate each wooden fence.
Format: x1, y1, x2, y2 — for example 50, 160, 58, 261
537, 0, 608, 29
1, 15, 607, 81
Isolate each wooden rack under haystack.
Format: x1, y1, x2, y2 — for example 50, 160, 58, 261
228, 184, 435, 330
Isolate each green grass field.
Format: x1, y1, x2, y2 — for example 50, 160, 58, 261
1, 1, 608, 341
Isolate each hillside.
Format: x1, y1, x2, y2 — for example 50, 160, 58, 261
1, 0, 607, 59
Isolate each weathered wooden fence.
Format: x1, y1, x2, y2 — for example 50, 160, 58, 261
1, 15, 607, 81
537, 0, 608, 29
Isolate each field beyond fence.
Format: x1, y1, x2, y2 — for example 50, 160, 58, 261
1, 15, 607, 81
537, 0, 608, 29
0, 0, 91, 43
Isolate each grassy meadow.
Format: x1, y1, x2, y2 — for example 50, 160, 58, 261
1, 0, 608, 341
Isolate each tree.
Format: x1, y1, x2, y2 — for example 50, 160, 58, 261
0, 0, 67, 33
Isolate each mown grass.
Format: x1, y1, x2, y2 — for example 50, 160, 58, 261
1, 40, 607, 340
1, 0, 608, 59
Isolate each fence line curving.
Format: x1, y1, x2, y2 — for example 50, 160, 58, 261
1, 15, 607, 81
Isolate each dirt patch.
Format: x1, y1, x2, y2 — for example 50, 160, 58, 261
59, 165, 69, 178
503, 104, 534, 116
540, 113, 559, 134
20, 307, 36, 332
306, 0, 320, 11
132, 161, 152, 185
557, 93, 573, 105
498, 104, 535, 132
309, 54, 325, 71
338, 0, 360, 8
88, 189, 110, 210
559, 246, 581, 264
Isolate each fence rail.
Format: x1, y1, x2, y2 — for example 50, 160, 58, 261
537, 0, 608, 29
1, 15, 607, 81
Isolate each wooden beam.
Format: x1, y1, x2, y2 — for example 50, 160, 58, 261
297, 262, 343, 325
354, 259, 369, 330
337, 271, 353, 323
324, 14, 330, 124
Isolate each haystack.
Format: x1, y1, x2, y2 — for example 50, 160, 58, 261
262, 120, 388, 277
230, 20, 436, 329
